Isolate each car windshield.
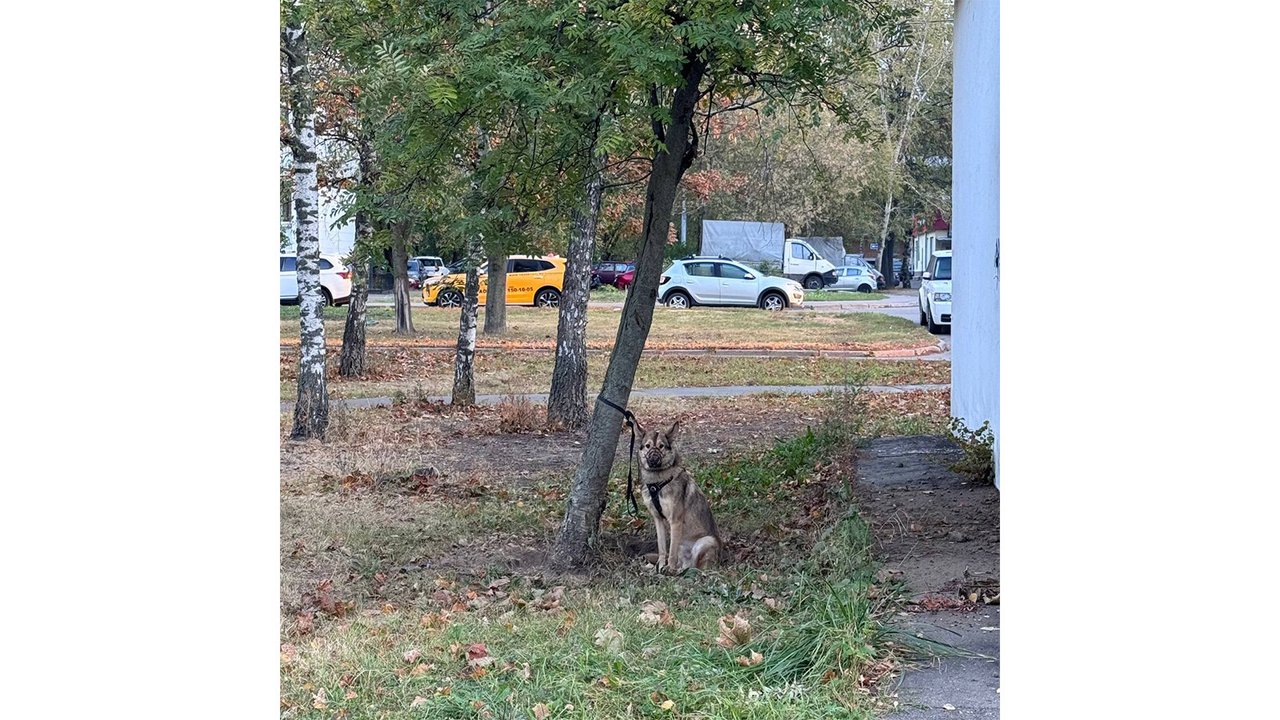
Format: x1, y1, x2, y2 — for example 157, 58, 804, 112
933, 257, 952, 280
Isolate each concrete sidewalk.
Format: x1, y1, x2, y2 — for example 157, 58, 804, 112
279, 381, 950, 414
854, 436, 1000, 718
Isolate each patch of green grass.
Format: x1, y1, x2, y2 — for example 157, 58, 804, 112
281, 411, 899, 719
281, 348, 949, 401
279, 303, 936, 351
803, 291, 888, 302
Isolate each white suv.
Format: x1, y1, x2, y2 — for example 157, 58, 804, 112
279, 253, 353, 307
659, 257, 805, 310
918, 250, 951, 334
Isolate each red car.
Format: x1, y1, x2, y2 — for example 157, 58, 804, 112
616, 268, 635, 290
591, 261, 635, 288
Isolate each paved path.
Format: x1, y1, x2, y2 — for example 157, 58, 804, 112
279, 382, 950, 414
855, 436, 1000, 719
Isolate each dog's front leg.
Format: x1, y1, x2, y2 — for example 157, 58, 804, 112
666, 518, 684, 574
654, 517, 670, 570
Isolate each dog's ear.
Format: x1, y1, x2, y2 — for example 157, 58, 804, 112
630, 415, 645, 437
666, 420, 682, 445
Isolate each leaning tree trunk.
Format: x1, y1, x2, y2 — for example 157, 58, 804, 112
547, 154, 604, 428
877, 192, 897, 281
339, 214, 373, 377
284, 21, 328, 440
482, 252, 507, 335
451, 249, 482, 406
391, 220, 415, 335
551, 54, 707, 569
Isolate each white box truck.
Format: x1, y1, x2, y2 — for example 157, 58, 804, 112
700, 220, 838, 289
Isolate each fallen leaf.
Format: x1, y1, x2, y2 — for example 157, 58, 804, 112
594, 623, 625, 654
736, 650, 764, 667
465, 643, 489, 662
660, 699, 675, 711
312, 688, 328, 710
519, 662, 532, 681
280, 643, 298, 665
637, 600, 676, 628
532, 702, 551, 720
763, 597, 782, 612
410, 662, 433, 676
410, 695, 429, 708
715, 613, 753, 648
403, 648, 422, 663
295, 611, 314, 635
344, 690, 357, 700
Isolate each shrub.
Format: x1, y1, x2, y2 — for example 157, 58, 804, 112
947, 418, 995, 484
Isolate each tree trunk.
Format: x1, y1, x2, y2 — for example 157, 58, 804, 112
483, 252, 507, 335
547, 154, 604, 429
339, 213, 372, 377
877, 193, 897, 280
391, 220, 415, 334
551, 55, 707, 570
451, 251, 482, 406
284, 21, 328, 440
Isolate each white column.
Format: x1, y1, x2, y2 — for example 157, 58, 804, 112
951, 0, 1000, 487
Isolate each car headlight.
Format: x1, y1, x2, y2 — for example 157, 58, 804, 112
932, 292, 951, 302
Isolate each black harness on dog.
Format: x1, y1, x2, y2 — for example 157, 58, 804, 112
597, 395, 641, 516
645, 477, 674, 521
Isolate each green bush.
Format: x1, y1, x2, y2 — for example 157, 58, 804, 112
947, 418, 995, 484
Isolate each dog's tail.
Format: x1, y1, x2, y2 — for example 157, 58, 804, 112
691, 535, 720, 569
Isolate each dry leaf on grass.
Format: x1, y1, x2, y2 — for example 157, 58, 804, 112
312, 688, 328, 710
659, 699, 675, 711
403, 648, 422, 663
715, 612, 753, 648
637, 600, 676, 627
410, 695, 429, 708
594, 623, 625, 654
736, 651, 764, 667
280, 643, 298, 665
532, 702, 550, 720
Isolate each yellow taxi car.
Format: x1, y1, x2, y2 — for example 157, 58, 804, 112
423, 255, 566, 307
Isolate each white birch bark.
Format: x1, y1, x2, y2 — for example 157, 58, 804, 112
284, 20, 328, 439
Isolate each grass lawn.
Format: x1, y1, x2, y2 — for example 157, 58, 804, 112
280, 305, 936, 352
279, 388, 945, 719
802, 291, 889, 302
280, 349, 949, 400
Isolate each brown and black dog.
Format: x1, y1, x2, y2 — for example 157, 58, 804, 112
636, 419, 721, 574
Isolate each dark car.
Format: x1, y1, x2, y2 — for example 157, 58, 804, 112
616, 268, 635, 290
591, 261, 635, 288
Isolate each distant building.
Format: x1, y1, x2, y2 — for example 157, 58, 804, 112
910, 211, 952, 275
280, 137, 358, 258
951, 0, 1000, 487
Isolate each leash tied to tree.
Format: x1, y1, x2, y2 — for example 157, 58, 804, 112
597, 394, 640, 516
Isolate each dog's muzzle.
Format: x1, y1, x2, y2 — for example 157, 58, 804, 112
644, 451, 665, 469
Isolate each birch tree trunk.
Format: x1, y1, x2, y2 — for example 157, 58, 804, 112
547, 153, 604, 428
339, 212, 372, 377
340, 131, 379, 376
482, 252, 507, 335
284, 21, 328, 440
451, 251, 482, 406
391, 220, 415, 335
551, 55, 707, 569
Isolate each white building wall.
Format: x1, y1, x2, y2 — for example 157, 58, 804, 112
951, 0, 1000, 486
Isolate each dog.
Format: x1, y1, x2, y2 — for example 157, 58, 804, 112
635, 419, 721, 574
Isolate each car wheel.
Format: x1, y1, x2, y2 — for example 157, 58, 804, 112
927, 308, 943, 335
534, 288, 561, 307
919, 306, 928, 326
803, 275, 823, 290
858, 284, 872, 293
760, 291, 786, 311
665, 290, 692, 309
437, 289, 464, 307
319, 288, 332, 307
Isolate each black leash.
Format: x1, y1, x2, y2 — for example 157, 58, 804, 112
597, 395, 640, 516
